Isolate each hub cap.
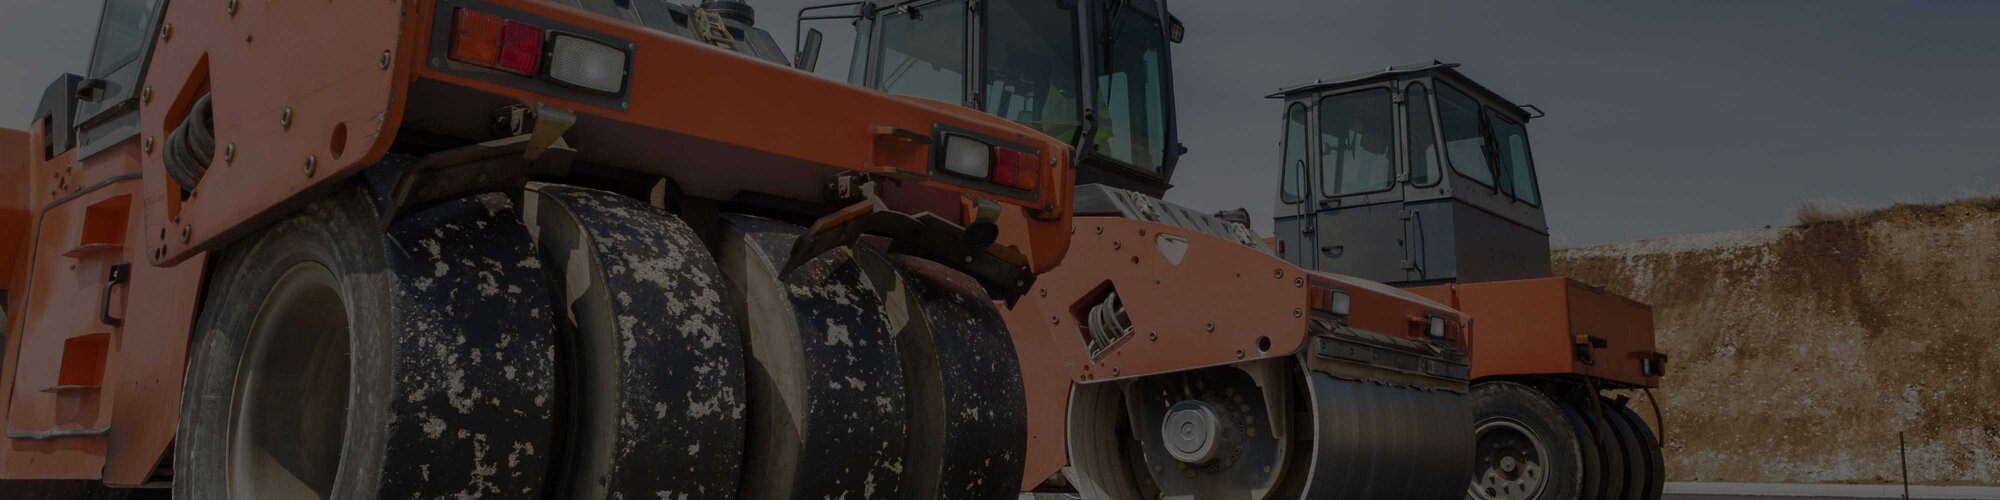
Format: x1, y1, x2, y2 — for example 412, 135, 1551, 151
1162, 400, 1224, 464
1471, 418, 1548, 500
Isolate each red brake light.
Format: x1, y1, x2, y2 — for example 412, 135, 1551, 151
989, 148, 1038, 190
498, 20, 545, 76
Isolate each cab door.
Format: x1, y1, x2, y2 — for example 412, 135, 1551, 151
1309, 84, 1407, 284
1272, 100, 1316, 268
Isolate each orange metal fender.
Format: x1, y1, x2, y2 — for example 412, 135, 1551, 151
1409, 277, 1660, 388
1002, 215, 1470, 490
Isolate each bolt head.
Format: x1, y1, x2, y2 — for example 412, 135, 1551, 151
223, 143, 236, 162
1205, 321, 1215, 332
227, 0, 238, 15
380, 51, 393, 70
1273, 268, 1284, 278
1112, 241, 1121, 250
140, 87, 152, 103
179, 226, 191, 242
142, 137, 154, 154
1293, 308, 1302, 317
159, 24, 172, 41
1148, 331, 1158, 341
280, 107, 294, 128
1235, 348, 1245, 359
304, 155, 317, 176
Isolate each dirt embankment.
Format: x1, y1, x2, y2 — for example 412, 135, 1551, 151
1555, 199, 2000, 485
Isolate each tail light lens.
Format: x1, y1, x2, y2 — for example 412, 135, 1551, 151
1307, 285, 1350, 316
498, 21, 545, 76
448, 8, 630, 93
940, 134, 1041, 192
449, 9, 506, 67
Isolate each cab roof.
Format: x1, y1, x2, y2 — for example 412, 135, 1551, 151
1267, 61, 1536, 123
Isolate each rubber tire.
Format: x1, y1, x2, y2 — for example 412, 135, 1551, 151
1557, 402, 1606, 500
1578, 396, 1632, 500
1607, 399, 1665, 500
177, 186, 558, 499
1470, 381, 1585, 500
524, 184, 748, 499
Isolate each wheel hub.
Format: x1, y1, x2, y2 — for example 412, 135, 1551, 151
1161, 400, 1224, 464
1473, 419, 1548, 500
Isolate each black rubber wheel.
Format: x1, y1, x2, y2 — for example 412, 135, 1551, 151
176, 185, 558, 499
1557, 401, 1606, 500
1578, 396, 1632, 500
852, 250, 1027, 500
524, 184, 748, 499
1606, 399, 1665, 500
1469, 381, 1584, 500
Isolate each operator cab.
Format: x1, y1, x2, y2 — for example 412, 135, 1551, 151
800, 0, 1185, 197
1271, 62, 1551, 286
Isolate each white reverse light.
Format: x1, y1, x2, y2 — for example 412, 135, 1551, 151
942, 135, 992, 179
1427, 316, 1448, 338
547, 34, 628, 93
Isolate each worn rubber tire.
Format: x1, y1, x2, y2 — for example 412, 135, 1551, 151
852, 250, 1028, 500
1606, 399, 1665, 500
177, 185, 558, 499
524, 184, 748, 499
1470, 381, 1584, 500
1580, 396, 1632, 500
1557, 401, 1606, 500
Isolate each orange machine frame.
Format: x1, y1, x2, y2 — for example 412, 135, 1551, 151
1409, 277, 1660, 388
5, 0, 1079, 485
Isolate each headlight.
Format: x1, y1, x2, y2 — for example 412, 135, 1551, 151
941, 134, 992, 179
1427, 316, 1448, 338
547, 34, 628, 94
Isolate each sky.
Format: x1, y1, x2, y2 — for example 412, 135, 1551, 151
4, 1, 1997, 246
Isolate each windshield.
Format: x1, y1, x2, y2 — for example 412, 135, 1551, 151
1318, 88, 1396, 197
1486, 109, 1540, 205
89, 0, 159, 77
1092, 1, 1169, 173
984, 0, 1081, 142
873, 0, 968, 105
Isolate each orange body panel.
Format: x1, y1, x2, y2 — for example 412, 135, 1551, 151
1003, 216, 1469, 489
1409, 277, 1657, 388
145, 0, 1075, 272
0, 121, 209, 483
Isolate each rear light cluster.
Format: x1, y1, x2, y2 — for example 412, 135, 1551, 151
940, 135, 1040, 191
449, 8, 630, 94
1307, 284, 1351, 317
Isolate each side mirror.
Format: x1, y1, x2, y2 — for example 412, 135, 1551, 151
794, 28, 824, 72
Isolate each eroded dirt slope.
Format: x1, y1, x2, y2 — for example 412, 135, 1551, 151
1555, 200, 2000, 485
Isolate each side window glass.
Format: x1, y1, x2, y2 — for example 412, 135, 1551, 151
1436, 84, 1493, 186
874, 0, 967, 104
1486, 109, 1541, 205
846, 17, 874, 85
1317, 88, 1395, 197
1405, 82, 1441, 186
88, 0, 159, 78
1280, 103, 1308, 203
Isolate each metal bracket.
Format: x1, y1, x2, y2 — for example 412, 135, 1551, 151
785, 180, 1034, 302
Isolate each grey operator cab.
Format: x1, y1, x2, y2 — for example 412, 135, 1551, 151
799, 0, 1185, 197
1271, 62, 1552, 286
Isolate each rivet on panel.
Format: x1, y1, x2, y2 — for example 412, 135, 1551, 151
1050, 315, 1059, 325
227, 0, 238, 15
1039, 288, 1048, 297
304, 155, 317, 177
142, 136, 154, 154
141, 87, 152, 103
159, 24, 172, 41
380, 51, 393, 70
1112, 241, 1121, 250
1235, 348, 1245, 359
1148, 331, 1158, 341
223, 143, 236, 162
1111, 368, 1120, 376
1294, 277, 1304, 287
1273, 268, 1284, 278
1205, 321, 1215, 332
280, 107, 294, 129
1094, 226, 1103, 234
1293, 308, 1302, 317
180, 226, 191, 243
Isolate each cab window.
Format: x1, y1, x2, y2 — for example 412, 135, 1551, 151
1317, 88, 1395, 197
984, 0, 1081, 142
846, 17, 874, 86
1436, 83, 1493, 186
1486, 109, 1541, 205
1406, 82, 1441, 187
874, 0, 967, 105
1093, 2, 1168, 173
1280, 103, 1309, 203
88, 0, 160, 77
